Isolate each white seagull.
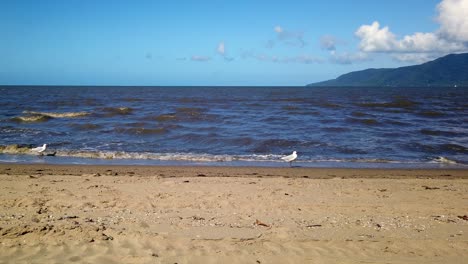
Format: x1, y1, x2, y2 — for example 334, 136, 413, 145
281, 151, 297, 167
31, 144, 47, 154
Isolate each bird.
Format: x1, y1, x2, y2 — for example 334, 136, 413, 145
31, 144, 47, 154
281, 151, 297, 167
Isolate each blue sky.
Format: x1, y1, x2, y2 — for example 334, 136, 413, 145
1, 0, 467, 86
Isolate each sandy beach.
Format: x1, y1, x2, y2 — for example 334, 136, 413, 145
0, 164, 467, 263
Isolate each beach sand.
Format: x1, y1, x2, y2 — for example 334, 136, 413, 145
0, 164, 467, 263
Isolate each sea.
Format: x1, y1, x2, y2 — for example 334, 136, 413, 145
0, 86, 467, 168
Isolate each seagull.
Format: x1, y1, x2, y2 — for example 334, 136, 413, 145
31, 144, 47, 154
281, 151, 297, 167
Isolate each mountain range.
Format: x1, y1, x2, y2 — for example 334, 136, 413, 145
308, 53, 468, 87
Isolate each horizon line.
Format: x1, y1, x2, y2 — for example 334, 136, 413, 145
0, 84, 308, 88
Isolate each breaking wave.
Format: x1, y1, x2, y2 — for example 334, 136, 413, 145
11, 111, 89, 123
23, 111, 89, 118
11, 115, 52, 123
0, 145, 282, 162
0, 144, 37, 154
432, 156, 458, 165
1, 144, 466, 167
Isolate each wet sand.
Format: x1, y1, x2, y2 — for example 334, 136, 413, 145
0, 164, 467, 263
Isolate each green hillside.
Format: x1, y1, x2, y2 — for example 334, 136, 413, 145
308, 53, 468, 87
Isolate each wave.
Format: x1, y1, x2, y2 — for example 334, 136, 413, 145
432, 156, 458, 165
272, 98, 307, 103
317, 101, 341, 109
122, 97, 144, 102
152, 113, 177, 122
385, 119, 410, 126
23, 111, 89, 118
406, 142, 467, 154
346, 117, 379, 126
357, 98, 418, 109
334, 146, 368, 155
11, 115, 51, 123
0, 126, 40, 135
11, 111, 89, 123
440, 143, 468, 153
420, 129, 461, 137
150, 107, 217, 123
252, 139, 304, 153
322, 127, 351, 132
282, 105, 300, 111
102, 107, 133, 116
0, 144, 36, 154
416, 111, 445, 118
114, 127, 168, 135
69, 123, 102, 131
350, 111, 373, 117
52, 151, 284, 163
0, 146, 282, 162
1, 145, 466, 166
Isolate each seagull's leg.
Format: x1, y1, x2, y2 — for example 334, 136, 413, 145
289, 161, 292, 167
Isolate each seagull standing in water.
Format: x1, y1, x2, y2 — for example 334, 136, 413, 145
281, 151, 297, 167
31, 144, 47, 154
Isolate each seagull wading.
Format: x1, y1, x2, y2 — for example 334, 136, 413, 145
281, 151, 297, 167
31, 144, 47, 154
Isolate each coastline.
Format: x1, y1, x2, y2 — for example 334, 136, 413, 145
1, 163, 468, 179
1, 164, 467, 263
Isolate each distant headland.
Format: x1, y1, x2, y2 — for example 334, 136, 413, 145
308, 53, 468, 87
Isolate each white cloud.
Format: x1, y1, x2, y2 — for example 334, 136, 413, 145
356, 22, 465, 53
191, 55, 211, 62
320, 35, 338, 51
217, 42, 225, 55
437, 0, 468, 42
329, 51, 369, 65
355, 21, 397, 52
274, 25, 306, 47
355, 0, 468, 62
391, 53, 439, 63
274, 26, 283, 34
241, 50, 322, 64
216, 41, 234, 61
282, 55, 323, 64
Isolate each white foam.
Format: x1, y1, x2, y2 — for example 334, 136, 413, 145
23, 111, 89, 118
433, 156, 458, 164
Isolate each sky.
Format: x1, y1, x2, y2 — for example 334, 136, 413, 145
1, 0, 468, 86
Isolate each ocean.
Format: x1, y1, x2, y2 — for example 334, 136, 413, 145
0, 86, 467, 168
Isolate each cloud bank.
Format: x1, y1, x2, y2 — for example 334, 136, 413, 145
355, 0, 468, 62
437, 0, 468, 42
329, 51, 369, 65
241, 50, 322, 64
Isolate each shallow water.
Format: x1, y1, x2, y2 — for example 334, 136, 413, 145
1, 86, 467, 167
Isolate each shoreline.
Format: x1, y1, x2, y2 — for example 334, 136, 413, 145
1, 163, 468, 179
1, 163, 467, 263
